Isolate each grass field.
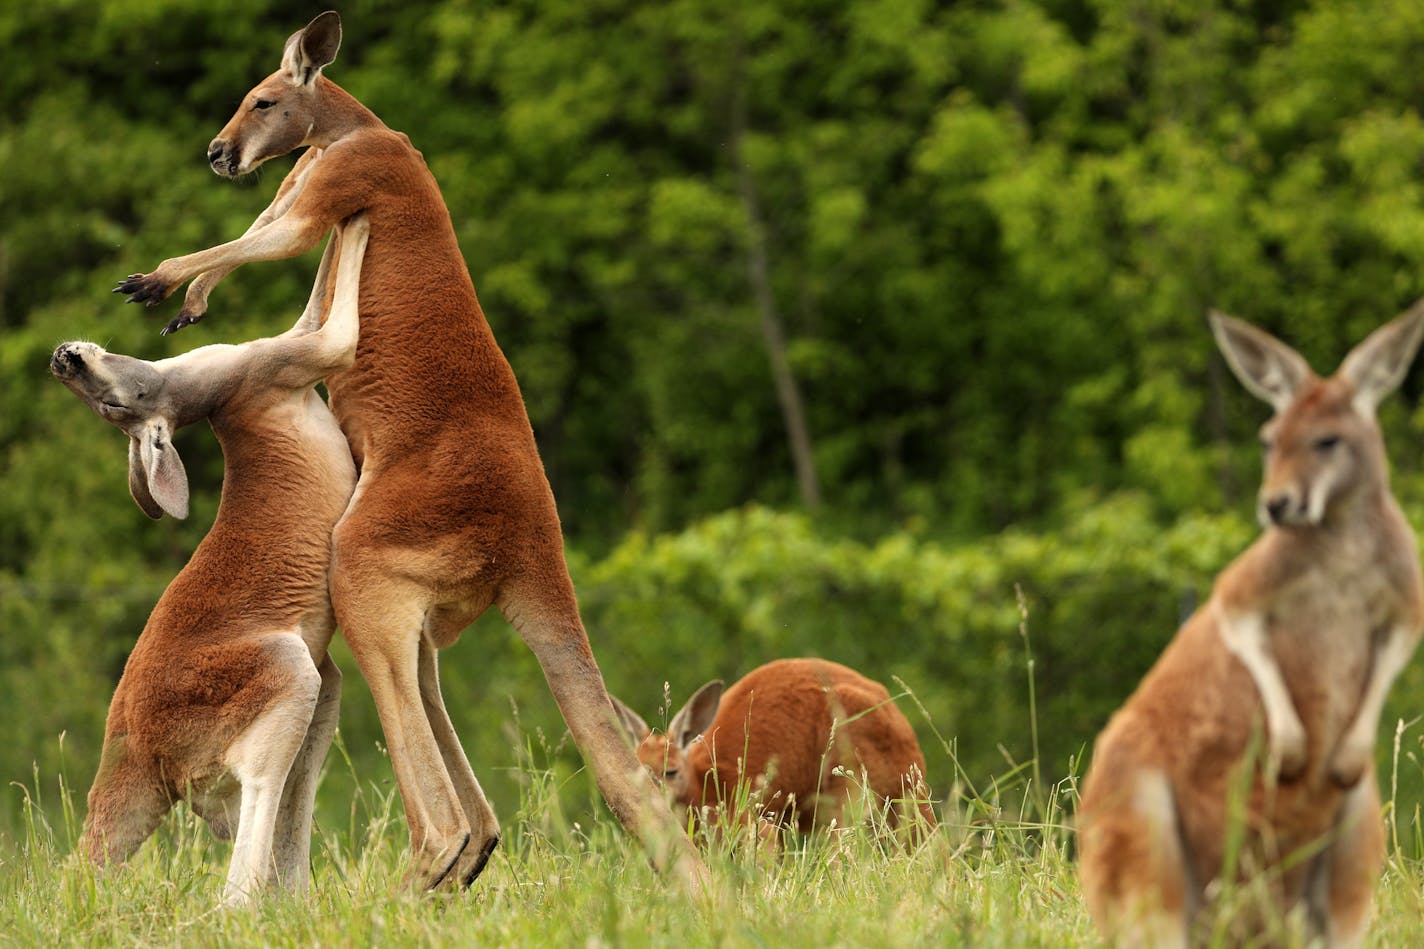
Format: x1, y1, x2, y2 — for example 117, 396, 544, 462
0, 753, 1089, 947
4, 722, 1424, 948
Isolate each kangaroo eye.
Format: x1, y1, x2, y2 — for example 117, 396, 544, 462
1313, 435, 1341, 452
254, 99, 277, 110
663, 769, 679, 779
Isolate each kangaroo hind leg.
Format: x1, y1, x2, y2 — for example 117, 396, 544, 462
416, 625, 501, 887
1305, 775, 1385, 949
268, 651, 342, 894
1080, 767, 1192, 949
220, 635, 322, 907
330, 562, 472, 890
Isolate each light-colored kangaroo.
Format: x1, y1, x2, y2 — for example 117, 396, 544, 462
112, 12, 706, 891
1077, 306, 1424, 947
611, 658, 936, 838
54, 214, 369, 906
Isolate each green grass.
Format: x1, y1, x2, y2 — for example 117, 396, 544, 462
0, 714, 1100, 948
5, 734, 1424, 949
5, 689, 1424, 946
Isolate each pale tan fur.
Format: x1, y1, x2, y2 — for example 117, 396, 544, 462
55, 215, 370, 906
1077, 305, 1424, 946
113, 13, 706, 891
610, 658, 936, 841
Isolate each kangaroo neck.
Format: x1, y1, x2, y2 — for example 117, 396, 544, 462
1280, 483, 1391, 553
1326, 481, 1390, 530
306, 78, 386, 148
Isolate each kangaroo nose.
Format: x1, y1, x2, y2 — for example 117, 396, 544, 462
1265, 495, 1292, 525
50, 343, 83, 376
207, 140, 225, 163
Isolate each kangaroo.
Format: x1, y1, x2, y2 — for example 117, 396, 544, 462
111, 12, 706, 891
1077, 306, 1424, 947
54, 214, 369, 906
611, 658, 936, 839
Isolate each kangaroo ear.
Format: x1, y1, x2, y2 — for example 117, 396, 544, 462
283, 11, 342, 86
127, 437, 164, 520
1209, 310, 1313, 413
1339, 303, 1424, 416
607, 694, 650, 745
127, 420, 188, 520
668, 680, 724, 750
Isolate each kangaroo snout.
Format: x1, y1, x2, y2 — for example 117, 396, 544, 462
50, 341, 96, 378
1260, 481, 1322, 527
1262, 491, 1297, 526
207, 139, 238, 177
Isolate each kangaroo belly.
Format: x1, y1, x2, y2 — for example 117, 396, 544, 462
1268, 585, 1379, 758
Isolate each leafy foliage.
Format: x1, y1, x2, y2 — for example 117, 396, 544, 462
7, 0, 1424, 876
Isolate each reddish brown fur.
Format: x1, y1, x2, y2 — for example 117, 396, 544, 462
1077, 310, 1424, 946
618, 659, 936, 837
115, 14, 705, 891
59, 215, 368, 904
82, 427, 350, 825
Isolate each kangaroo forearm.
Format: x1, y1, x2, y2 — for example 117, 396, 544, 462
284, 231, 339, 337
182, 151, 326, 314
1215, 603, 1306, 775
158, 214, 329, 289
1329, 622, 1422, 784
271, 216, 368, 387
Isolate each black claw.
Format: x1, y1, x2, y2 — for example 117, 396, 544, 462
462, 835, 500, 888
161, 311, 205, 335
425, 832, 472, 891
115, 274, 167, 305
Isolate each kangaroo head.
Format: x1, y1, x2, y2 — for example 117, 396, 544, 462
206, 11, 342, 177
609, 680, 724, 804
1211, 307, 1424, 529
50, 342, 190, 519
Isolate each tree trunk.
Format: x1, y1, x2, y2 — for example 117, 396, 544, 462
727, 70, 822, 512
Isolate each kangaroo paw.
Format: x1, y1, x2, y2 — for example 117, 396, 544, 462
1270, 721, 1308, 782
1328, 741, 1371, 788
114, 272, 173, 307
161, 309, 207, 336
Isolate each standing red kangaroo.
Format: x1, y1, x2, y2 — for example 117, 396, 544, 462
115, 12, 706, 892
1077, 307, 1424, 946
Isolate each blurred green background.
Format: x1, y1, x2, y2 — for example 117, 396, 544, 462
7, 0, 1424, 849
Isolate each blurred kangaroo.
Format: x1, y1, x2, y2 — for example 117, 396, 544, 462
111, 12, 705, 891
53, 214, 369, 906
1077, 306, 1424, 947
611, 658, 936, 839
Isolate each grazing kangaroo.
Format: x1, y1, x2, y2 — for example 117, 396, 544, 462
611, 658, 936, 838
1077, 307, 1424, 947
54, 214, 369, 906
112, 12, 706, 891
